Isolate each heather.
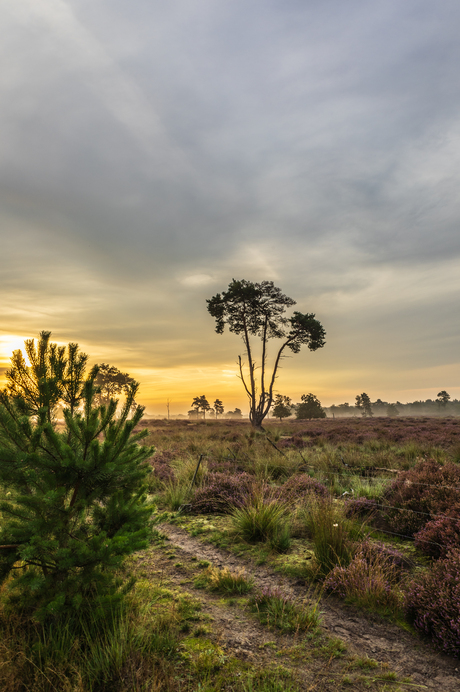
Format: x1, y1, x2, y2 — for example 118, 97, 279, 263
274, 416, 460, 450
273, 473, 329, 504
324, 543, 403, 613
344, 496, 380, 518
188, 471, 254, 514
383, 459, 460, 535
139, 418, 460, 660
405, 549, 460, 657
414, 507, 460, 559
147, 449, 176, 488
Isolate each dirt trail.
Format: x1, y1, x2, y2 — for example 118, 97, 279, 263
157, 523, 460, 692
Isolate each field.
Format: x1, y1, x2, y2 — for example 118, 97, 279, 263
2, 416, 460, 691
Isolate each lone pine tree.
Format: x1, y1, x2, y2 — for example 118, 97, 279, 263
207, 279, 326, 430
0, 331, 153, 622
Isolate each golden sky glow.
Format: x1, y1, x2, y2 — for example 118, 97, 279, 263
1, 1, 459, 414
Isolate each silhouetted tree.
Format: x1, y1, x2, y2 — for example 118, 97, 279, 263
93, 363, 136, 409
226, 408, 243, 419
386, 403, 400, 417
355, 393, 373, 417
272, 394, 293, 420
191, 395, 212, 419
296, 393, 326, 419
213, 399, 224, 418
437, 390, 450, 407
207, 279, 325, 430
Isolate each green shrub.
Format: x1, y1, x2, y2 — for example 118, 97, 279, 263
0, 332, 154, 624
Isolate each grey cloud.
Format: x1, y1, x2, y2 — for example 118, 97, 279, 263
1, 0, 460, 400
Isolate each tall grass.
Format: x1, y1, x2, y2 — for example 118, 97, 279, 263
301, 498, 368, 578
324, 544, 403, 615
0, 579, 182, 691
231, 487, 292, 552
162, 480, 190, 510
249, 586, 321, 633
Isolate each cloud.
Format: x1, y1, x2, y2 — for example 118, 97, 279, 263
1, 0, 460, 408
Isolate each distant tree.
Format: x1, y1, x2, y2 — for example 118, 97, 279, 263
226, 408, 243, 419
272, 394, 293, 421
386, 403, 400, 417
213, 399, 224, 418
436, 391, 451, 407
191, 395, 212, 419
355, 393, 373, 417
207, 279, 326, 430
93, 363, 136, 409
296, 393, 326, 420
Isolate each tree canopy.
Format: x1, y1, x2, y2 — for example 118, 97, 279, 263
355, 393, 373, 417
271, 394, 293, 420
207, 279, 326, 430
436, 390, 451, 407
296, 393, 326, 419
93, 363, 136, 408
191, 395, 212, 419
213, 399, 224, 418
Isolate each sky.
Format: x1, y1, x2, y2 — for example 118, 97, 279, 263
1, 0, 460, 416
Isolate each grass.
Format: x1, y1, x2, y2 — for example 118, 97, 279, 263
0, 578, 183, 691
3, 417, 459, 690
194, 565, 254, 594
248, 587, 321, 634
231, 487, 291, 551
162, 479, 191, 511
300, 498, 369, 578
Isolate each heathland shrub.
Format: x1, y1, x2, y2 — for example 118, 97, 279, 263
405, 549, 460, 657
324, 543, 402, 612
147, 451, 176, 489
188, 472, 253, 514
274, 473, 329, 504
359, 540, 410, 574
384, 459, 460, 536
414, 506, 460, 559
344, 497, 379, 518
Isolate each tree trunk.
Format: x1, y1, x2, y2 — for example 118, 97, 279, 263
251, 413, 265, 432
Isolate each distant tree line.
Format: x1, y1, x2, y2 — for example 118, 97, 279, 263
271, 393, 326, 420
187, 395, 242, 419
327, 391, 460, 418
